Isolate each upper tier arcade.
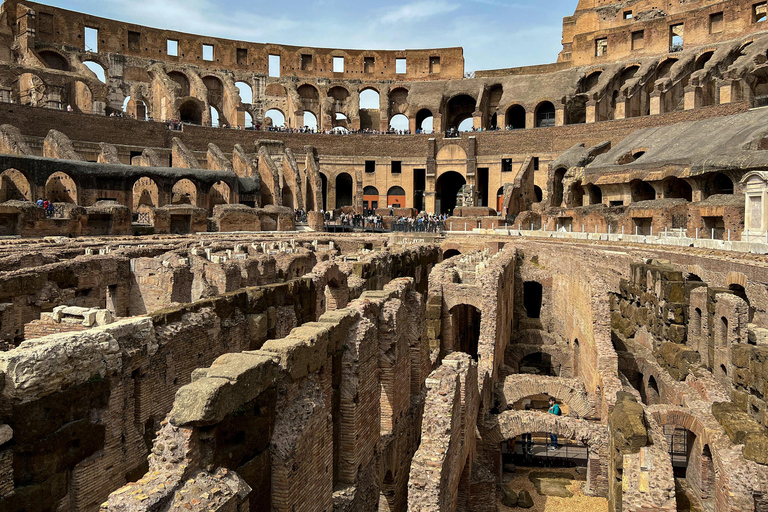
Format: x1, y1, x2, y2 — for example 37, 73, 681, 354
560, 0, 768, 66
0, 1, 464, 81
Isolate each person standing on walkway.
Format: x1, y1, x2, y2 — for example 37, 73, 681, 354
548, 397, 560, 450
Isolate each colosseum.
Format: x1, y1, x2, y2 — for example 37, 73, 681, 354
4, 0, 768, 511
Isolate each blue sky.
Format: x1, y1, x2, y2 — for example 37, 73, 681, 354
38, 0, 578, 72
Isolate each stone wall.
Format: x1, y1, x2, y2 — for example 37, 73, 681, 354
101, 276, 430, 512
0, 242, 440, 512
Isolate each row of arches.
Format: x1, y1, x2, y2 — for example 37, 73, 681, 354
0, 168, 233, 211
551, 172, 734, 208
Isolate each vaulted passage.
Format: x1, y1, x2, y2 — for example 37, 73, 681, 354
435, 171, 466, 215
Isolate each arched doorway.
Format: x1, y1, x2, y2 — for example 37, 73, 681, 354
45, 171, 77, 203
710, 173, 734, 196
664, 178, 692, 201
443, 249, 461, 259
387, 186, 406, 208
132, 176, 159, 211
303, 111, 318, 131
0, 169, 32, 202
335, 173, 353, 208
416, 108, 433, 133
435, 171, 466, 215
265, 109, 286, 128
630, 180, 656, 202
210, 181, 231, 208
449, 304, 480, 360
496, 186, 505, 212
551, 168, 566, 207
179, 100, 202, 125
282, 185, 294, 209
167, 71, 190, 96
446, 94, 476, 131
172, 179, 198, 206
506, 105, 526, 129
535, 101, 556, 127
363, 186, 379, 212
389, 114, 408, 132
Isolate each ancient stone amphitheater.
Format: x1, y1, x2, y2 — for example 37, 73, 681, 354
3, 1, 768, 511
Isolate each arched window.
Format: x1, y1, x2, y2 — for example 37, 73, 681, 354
535, 102, 556, 127
506, 105, 526, 129
235, 81, 252, 103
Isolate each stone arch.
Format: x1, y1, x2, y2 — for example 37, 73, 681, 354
132, 176, 160, 211
709, 172, 734, 196
172, 178, 198, 206
583, 70, 603, 92
507, 345, 570, 377
630, 179, 656, 202
387, 186, 406, 208
389, 113, 409, 131
569, 181, 585, 207
359, 87, 380, 109
83, 60, 107, 82
443, 249, 461, 259
662, 177, 692, 201
39, 50, 70, 71
486, 411, 608, 496
648, 406, 717, 506
235, 81, 252, 104
502, 375, 595, 418
435, 170, 466, 215
297, 83, 320, 115
210, 181, 231, 208
535, 101, 556, 128
587, 184, 602, 205
694, 51, 714, 72
335, 172, 353, 208
416, 108, 434, 132
265, 108, 286, 128
389, 87, 409, 117
45, 171, 78, 204
0, 168, 32, 202
445, 94, 476, 131
308, 261, 349, 319
167, 71, 191, 97
505, 104, 526, 129
179, 99, 203, 125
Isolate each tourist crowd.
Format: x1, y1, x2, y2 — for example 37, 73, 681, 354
391, 214, 447, 233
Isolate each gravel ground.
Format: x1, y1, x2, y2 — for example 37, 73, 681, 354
500, 467, 609, 512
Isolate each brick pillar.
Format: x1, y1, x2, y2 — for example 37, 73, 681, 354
586, 101, 597, 123
684, 86, 700, 110
649, 93, 661, 115
720, 79, 741, 104
614, 99, 627, 120
555, 106, 566, 126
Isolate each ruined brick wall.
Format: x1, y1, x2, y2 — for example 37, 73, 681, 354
0, 242, 439, 512
407, 354, 478, 512
101, 276, 431, 512
0, 255, 131, 345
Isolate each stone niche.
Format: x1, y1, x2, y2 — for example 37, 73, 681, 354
741, 171, 768, 239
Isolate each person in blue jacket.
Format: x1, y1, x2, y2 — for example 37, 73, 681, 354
548, 397, 560, 450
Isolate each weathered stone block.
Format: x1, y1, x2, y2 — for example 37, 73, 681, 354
712, 402, 765, 444
744, 433, 768, 465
